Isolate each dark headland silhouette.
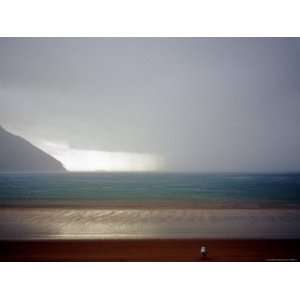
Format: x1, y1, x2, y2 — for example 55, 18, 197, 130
0, 125, 66, 172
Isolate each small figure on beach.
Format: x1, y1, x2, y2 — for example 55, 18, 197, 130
201, 246, 208, 257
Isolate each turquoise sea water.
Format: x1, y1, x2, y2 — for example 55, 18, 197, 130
0, 172, 300, 207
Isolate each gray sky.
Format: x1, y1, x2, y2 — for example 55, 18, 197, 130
1, 38, 300, 172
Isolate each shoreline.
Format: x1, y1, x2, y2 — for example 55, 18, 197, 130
1, 201, 300, 210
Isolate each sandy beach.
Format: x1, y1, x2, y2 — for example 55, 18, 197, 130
1, 238, 299, 261
0, 206, 300, 261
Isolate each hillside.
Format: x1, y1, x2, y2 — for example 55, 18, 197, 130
0, 126, 66, 172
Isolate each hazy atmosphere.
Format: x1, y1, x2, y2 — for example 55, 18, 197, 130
1, 38, 300, 172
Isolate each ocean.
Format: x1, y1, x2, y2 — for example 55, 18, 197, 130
0, 172, 300, 208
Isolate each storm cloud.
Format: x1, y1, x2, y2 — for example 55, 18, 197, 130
1, 38, 300, 172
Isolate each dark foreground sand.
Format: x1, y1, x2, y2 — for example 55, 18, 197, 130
0, 206, 300, 261
1, 239, 299, 261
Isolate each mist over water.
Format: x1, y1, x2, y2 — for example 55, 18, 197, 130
1, 38, 300, 173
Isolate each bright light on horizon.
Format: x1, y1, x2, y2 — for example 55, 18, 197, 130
36, 141, 163, 172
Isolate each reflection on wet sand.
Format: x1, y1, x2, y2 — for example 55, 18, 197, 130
1, 207, 300, 240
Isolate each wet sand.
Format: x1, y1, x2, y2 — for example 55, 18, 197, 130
1, 206, 300, 239
0, 206, 300, 261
